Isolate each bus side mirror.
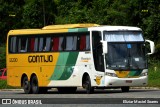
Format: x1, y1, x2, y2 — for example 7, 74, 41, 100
145, 39, 155, 55
101, 41, 108, 54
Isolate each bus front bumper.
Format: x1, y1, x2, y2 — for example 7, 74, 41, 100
105, 76, 148, 87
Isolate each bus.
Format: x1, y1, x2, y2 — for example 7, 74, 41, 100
6, 24, 155, 94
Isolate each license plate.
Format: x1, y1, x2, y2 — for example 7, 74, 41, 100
126, 80, 132, 83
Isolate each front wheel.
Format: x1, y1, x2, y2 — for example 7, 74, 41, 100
83, 75, 94, 94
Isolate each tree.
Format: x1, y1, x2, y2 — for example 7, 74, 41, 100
22, 0, 56, 28
0, 0, 24, 43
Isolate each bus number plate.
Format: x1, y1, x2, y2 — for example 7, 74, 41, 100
126, 80, 132, 83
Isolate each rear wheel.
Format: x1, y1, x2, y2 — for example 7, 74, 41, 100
22, 76, 31, 94
31, 75, 40, 94
121, 86, 130, 92
83, 75, 94, 94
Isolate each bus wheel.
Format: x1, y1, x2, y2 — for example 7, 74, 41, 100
121, 86, 130, 92
31, 75, 39, 94
22, 76, 31, 94
83, 76, 94, 94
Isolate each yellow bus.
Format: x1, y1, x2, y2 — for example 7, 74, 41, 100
7, 24, 155, 94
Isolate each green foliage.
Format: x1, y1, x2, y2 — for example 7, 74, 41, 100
0, 0, 24, 42
22, 0, 44, 28
148, 61, 160, 87
0, 80, 16, 89
0, 45, 6, 69
0, 0, 159, 44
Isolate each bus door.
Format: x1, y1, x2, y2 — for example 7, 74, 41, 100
92, 31, 105, 86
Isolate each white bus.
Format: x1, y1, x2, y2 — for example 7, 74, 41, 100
7, 24, 155, 94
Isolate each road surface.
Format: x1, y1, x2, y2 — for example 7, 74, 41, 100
0, 88, 160, 107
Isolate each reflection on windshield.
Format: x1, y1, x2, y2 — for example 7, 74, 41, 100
106, 43, 147, 70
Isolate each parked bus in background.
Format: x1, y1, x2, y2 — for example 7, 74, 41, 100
6, 24, 155, 94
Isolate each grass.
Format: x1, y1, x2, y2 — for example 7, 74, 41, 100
148, 61, 160, 87
0, 80, 16, 89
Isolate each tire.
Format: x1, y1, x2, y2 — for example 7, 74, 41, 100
121, 86, 130, 92
83, 75, 94, 94
57, 87, 77, 94
22, 76, 31, 94
31, 75, 39, 94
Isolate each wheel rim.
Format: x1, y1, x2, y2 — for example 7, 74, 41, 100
23, 77, 30, 93
86, 81, 90, 90
85, 77, 91, 93
24, 80, 29, 90
31, 76, 40, 94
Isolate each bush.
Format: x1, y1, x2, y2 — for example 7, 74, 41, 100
0, 80, 16, 89
148, 60, 160, 87
0, 45, 6, 69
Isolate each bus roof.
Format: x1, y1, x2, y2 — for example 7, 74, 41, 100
42, 24, 99, 30
8, 24, 99, 35
88, 26, 142, 31
8, 25, 142, 36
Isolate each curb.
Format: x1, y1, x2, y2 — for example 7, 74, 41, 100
0, 87, 160, 91
130, 87, 160, 89
0, 89, 23, 91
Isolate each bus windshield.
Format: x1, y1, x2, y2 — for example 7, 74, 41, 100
103, 31, 147, 70
105, 43, 147, 70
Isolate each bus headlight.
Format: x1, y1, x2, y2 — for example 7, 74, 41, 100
105, 72, 117, 77
140, 72, 148, 76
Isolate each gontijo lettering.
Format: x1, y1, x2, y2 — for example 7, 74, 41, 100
28, 55, 53, 63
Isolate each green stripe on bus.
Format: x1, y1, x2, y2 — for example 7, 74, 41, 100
68, 28, 88, 32
128, 70, 142, 76
59, 52, 79, 80
50, 52, 69, 80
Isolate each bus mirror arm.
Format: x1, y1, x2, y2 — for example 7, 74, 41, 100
145, 39, 155, 55
100, 40, 108, 54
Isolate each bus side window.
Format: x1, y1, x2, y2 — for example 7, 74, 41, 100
30, 38, 35, 52
39, 37, 48, 51
59, 37, 64, 51
80, 35, 86, 51
79, 34, 90, 51
29, 37, 38, 52
18, 37, 28, 53
9, 36, 17, 53
65, 36, 73, 51
86, 35, 90, 50
73, 36, 78, 50
45, 37, 51, 51
39, 37, 44, 51
52, 37, 59, 51
39, 37, 51, 52
34, 38, 38, 52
